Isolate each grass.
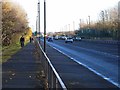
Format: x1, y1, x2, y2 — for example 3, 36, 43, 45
1, 41, 29, 64
1, 43, 21, 63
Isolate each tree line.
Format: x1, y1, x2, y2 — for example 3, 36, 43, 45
2, 0, 32, 46
75, 4, 119, 40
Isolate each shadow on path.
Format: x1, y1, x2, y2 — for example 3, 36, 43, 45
2, 43, 45, 89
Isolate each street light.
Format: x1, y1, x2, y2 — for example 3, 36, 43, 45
88, 16, 90, 30
101, 11, 105, 31
38, 0, 40, 41
68, 24, 70, 36
36, 16, 38, 36
37, 0, 46, 52
88, 16, 91, 38
44, 0, 46, 52
118, 1, 120, 40
73, 21, 75, 31
79, 19, 81, 30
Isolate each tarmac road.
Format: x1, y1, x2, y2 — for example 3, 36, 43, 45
45, 39, 119, 88
40, 39, 119, 88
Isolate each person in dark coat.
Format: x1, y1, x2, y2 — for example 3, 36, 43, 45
20, 35, 25, 47
30, 37, 32, 43
29, 37, 33, 43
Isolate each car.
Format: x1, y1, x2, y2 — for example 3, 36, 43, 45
65, 37, 73, 43
73, 37, 81, 41
54, 36, 59, 40
47, 37, 53, 42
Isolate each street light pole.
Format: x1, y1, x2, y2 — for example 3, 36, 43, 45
118, 1, 120, 40
44, 0, 46, 52
79, 19, 81, 30
36, 16, 38, 36
38, 0, 40, 41
101, 11, 104, 30
69, 24, 70, 36
101, 10, 106, 38
88, 16, 91, 38
88, 16, 90, 29
73, 21, 75, 31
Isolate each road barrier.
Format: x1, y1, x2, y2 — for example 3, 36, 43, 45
35, 39, 67, 90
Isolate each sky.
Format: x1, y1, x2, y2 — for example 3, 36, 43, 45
12, 0, 119, 33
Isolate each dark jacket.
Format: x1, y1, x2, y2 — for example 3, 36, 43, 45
20, 37, 25, 42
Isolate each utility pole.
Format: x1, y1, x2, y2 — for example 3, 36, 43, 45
44, 0, 46, 52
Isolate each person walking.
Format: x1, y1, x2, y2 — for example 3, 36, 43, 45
30, 37, 32, 43
20, 35, 25, 47
30, 36, 34, 43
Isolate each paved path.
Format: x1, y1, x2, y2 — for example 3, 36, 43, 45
2, 43, 45, 89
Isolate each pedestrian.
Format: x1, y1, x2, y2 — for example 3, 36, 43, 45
30, 37, 34, 43
30, 37, 32, 43
20, 35, 25, 47
32, 37, 34, 43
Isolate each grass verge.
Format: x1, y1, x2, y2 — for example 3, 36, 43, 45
1, 41, 29, 64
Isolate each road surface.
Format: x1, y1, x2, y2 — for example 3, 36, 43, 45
45, 39, 119, 87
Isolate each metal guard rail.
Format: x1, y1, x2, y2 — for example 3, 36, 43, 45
36, 40, 67, 90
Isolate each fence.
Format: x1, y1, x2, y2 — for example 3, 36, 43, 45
35, 39, 67, 90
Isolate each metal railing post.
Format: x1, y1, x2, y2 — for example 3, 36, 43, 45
36, 39, 67, 90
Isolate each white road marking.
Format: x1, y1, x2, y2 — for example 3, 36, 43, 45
47, 42, 120, 88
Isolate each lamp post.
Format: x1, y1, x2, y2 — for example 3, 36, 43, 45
73, 21, 75, 31
118, 1, 120, 40
38, 0, 40, 41
36, 16, 38, 36
88, 16, 90, 30
101, 11, 104, 30
44, 0, 46, 52
79, 19, 81, 30
88, 16, 91, 38
69, 24, 70, 36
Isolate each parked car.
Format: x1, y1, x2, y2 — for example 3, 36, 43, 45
47, 37, 53, 42
65, 37, 73, 43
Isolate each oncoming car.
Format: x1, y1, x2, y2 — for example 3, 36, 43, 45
65, 37, 73, 43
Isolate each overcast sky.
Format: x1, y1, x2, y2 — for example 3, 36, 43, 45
12, 0, 119, 33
